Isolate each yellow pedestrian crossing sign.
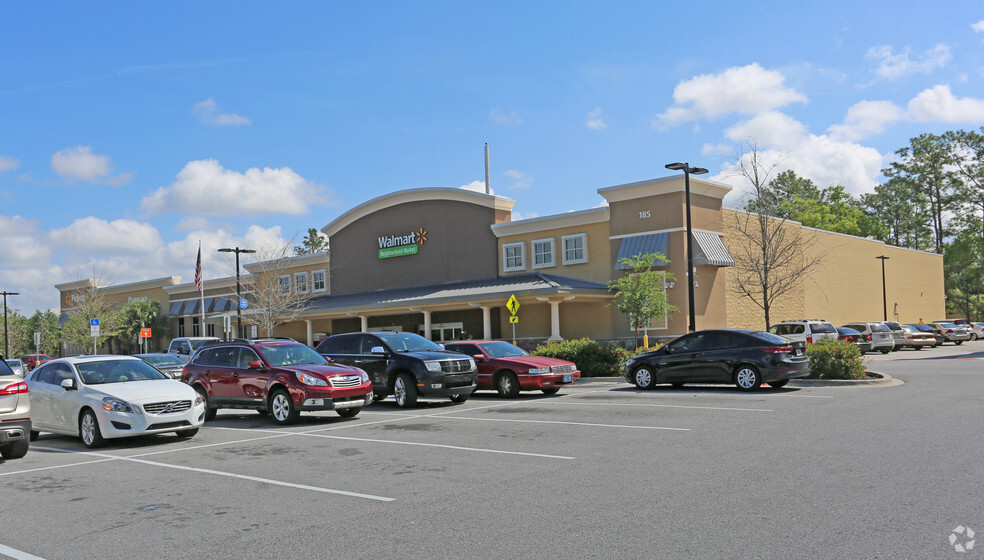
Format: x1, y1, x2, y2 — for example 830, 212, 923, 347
509, 316, 519, 324
506, 294, 520, 316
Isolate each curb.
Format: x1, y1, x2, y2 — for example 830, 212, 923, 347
788, 371, 903, 387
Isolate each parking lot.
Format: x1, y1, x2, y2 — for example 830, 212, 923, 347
3, 343, 984, 559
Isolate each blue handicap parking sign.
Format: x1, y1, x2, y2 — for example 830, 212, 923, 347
90, 318, 99, 326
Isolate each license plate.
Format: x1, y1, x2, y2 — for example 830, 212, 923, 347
562, 374, 573, 383
794, 349, 802, 356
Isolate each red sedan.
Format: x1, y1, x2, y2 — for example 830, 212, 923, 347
443, 341, 580, 397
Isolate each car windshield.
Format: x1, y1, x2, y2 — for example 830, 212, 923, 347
937, 322, 958, 329
479, 341, 529, 358
870, 324, 890, 332
76, 359, 168, 384
190, 339, 218, 350
140, 355, 186, 367
378, 332, 445, 352
257, 344, 328, 366
7, 359, 22, 367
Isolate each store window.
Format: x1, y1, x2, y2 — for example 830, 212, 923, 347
192, 316, 200, 337
178, 321, 185, 337
278, 275, 291, 295
532, 238, 555, 269
295, 272, 309, 294
312, 270, 326, 292
503, 242, 526, 272
562, 233, 588, 265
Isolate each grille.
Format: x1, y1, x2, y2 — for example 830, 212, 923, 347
440, 360, 473, 374
551, 365, 575, 373
144, 400, 192, 415
146, 421, 191, 430
328, 375, 363, 388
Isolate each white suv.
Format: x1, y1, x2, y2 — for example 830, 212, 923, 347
167, 337, 220, 358
768, 320, 839, 345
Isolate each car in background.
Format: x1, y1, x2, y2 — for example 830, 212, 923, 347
836, 327, 872, 353
968, 322, 984, 341
907, 323, 943, 347
882, 321, 906, 351
20, 354, 52, 372
0, 356, 31, 459
443, 340, 580, 397
930, 322, 971, 345
134, 353, 188, 379
317, 331, 477, 408
841, 322, 895, 354
6, 358, 25, 378
624, 329, 810, 391
167, 337, 220, 358
182, 339, 373, 424
899, 324, 936, 349
768, 320, 839, 345
25, 355, 205, 448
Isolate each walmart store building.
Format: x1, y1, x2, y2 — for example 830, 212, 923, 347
57, 176, 945, 350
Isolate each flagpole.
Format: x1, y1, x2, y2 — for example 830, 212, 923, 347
198, 240, 205, 336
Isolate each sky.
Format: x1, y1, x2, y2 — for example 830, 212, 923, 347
2, 1, 984, 315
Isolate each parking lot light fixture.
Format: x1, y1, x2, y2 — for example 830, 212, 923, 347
665, 163, 709, 333
876, 255, 890, 321
218, 247, 256, 337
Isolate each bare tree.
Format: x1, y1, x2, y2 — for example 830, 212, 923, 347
234, 241, 318, 337
726, 140, 826, 330
60, 277, 121, 354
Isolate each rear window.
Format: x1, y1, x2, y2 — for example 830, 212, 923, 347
0, 359, 14, 377
937, 322, 958, 329
810, 323, 836, 333
747, 331, 791, 345
870, 324, 890, 332
884, 322, 901, 330
771, 324, 804, 335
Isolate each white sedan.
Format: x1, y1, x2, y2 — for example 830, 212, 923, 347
25, 355, 205, 448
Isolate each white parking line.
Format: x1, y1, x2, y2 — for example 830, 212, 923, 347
435, 416, 690, 430
0, 543, 47, 560
27, 446, 394, 502
0, 457, 117, 478
532, 401, 773, 412
771, 394, 834, 399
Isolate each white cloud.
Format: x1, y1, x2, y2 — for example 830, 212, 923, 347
460, 180, 492, 194
175, 216, 218, 232
141, 159, 329, 215
193, 98, 252, 126
701, 143, 733, 156
827, 100, 907, 141
972, 20, 984, 34
504, 169, 532, 190
865, 43, 950, 80
510, 210, 540, 221
907, 84, 984, 123
49, 217, 164, 253
50, 146, 132, 185
654, 63, 807, 128
0, 216, 52, 268
724, 111, 807, 148
490, 107, 522, 125
585, 107, 607, 130
0, 156, 19, 173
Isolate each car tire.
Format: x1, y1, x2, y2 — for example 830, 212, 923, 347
734, 365, 761, 391
914, 345, 922, 350
29, 430, 39, 441
176, 428, 199, 438
541, 387, 560, 395
955, 340, 963, 346
495, 371, 520, 398
269, 389, 300, 425
79, 409, 105, 449
393, 373, 418, 408
972, 333, 978, 341
880, 349, 890, 354
768, 380, 789, 389
337, 407, 361, 418
632, 366, 656, 390
196, 386, 217, 422
671, 382, 685, 389
0, 439, 28, 460
449, 394, 470, 403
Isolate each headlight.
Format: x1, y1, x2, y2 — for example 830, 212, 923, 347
528, 367, 550, 374
467, 358, 476, 369
425, 361, 443, 372
195, 393, 206, 406
102, 397, 133, 413
359, 369, 370, 384
295, 372, 328, 386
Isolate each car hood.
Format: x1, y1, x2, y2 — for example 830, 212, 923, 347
402, 350, 470, 361
83, 379, 197, 403
490, 356, 575, 369
281, 363, 364, 376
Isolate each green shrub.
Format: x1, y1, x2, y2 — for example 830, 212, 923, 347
531, 338, 633, 377
805, 339, 866, 380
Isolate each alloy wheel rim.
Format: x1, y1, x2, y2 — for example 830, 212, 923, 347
272, 394, 289, 421
636, 369, 651, 387
737, 369, 755, 388
81, 415, 94, 445
394, 378, 406, 405
500, 377, 512, 393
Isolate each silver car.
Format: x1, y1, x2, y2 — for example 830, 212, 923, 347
6, 358, 25, 378
842, 322, 895, 354
930, 322, 971, 345
0, 357, 31, 459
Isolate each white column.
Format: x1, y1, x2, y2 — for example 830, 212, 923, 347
305, 320, 313, 347
549, 301, 561, 341
423, 310, 432, 340
482, 306, 492, 339
360, 315, 369, 332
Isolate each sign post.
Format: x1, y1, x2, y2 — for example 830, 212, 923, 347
34, 332, 40, 357
506, 294, 520, 344
89, 318, 100, 355
140, 328, 152, 353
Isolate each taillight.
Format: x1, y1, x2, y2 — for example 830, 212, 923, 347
806, 335, 813, 344
763, 346, 794, 354
946, 329, 954, 334
0, 381, 28, 395
865, 334, 872, 341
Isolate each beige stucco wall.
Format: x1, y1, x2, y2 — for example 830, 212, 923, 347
497, 220, 612, 284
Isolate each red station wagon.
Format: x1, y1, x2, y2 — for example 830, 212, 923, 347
181, 339, 373, 425
20, 354, 52, 372
443, 340, 580, 397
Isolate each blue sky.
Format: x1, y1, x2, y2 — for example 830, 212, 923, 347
2, 1, 984, 314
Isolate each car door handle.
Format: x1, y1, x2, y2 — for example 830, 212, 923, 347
232, 372, 239, 378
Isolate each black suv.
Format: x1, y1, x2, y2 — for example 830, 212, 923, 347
316, 332, 477, 408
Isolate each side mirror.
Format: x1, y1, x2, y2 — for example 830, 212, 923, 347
472, 354, 485, 362
247, 360, 265, 370
60, 378, 76, 390
370, 346, 386, 355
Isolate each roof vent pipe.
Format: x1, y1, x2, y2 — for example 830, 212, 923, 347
484, 143, 491, 195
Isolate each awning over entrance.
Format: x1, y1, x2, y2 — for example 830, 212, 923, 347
691, 231, 735, 267
169, 296, 237, 317
615, 233, 669, 270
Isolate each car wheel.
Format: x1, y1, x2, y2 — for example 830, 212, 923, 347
449, 394, 469, 403
541, 387, 560, 395
880, 349, 890, 354
269, 389, 300, 425
337, 407, 361, 418
633, 365, 656, 390
914, 345, 922, 350
196, 386, 216, 422
393, 373, 418, 408
29, 430, 39, 441
176, 428, 199, 438
955, 340, 963, 346
768, 379, 789, 389
495, 371, 520, 398
734, 365, 761, 391
972, 333, 978, 341
79, 409, 104, 449
0, 439, 28, 460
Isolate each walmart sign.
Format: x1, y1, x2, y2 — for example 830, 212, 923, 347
378, 227, 428, 259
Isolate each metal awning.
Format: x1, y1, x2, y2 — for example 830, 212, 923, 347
692, 231, 735, 267
615, 233, 669, 270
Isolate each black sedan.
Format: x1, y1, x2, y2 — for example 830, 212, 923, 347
133, 352, 188, 379
836, 327, 872, 353
624, 329, 810, 391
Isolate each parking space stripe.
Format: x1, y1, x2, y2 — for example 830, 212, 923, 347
298, 433, 575, 459
434, 416, 690, 430
0, 543, 46, 560
532, 401, 772, 412
0, 457, 118, 478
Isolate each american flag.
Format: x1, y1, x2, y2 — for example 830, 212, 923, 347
194, 244, 203, 292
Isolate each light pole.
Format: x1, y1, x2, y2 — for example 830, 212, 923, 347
1, 291, 19, 358
665, 163, 709, 333
876, 255, 890, 321
218, 247, 256, 338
